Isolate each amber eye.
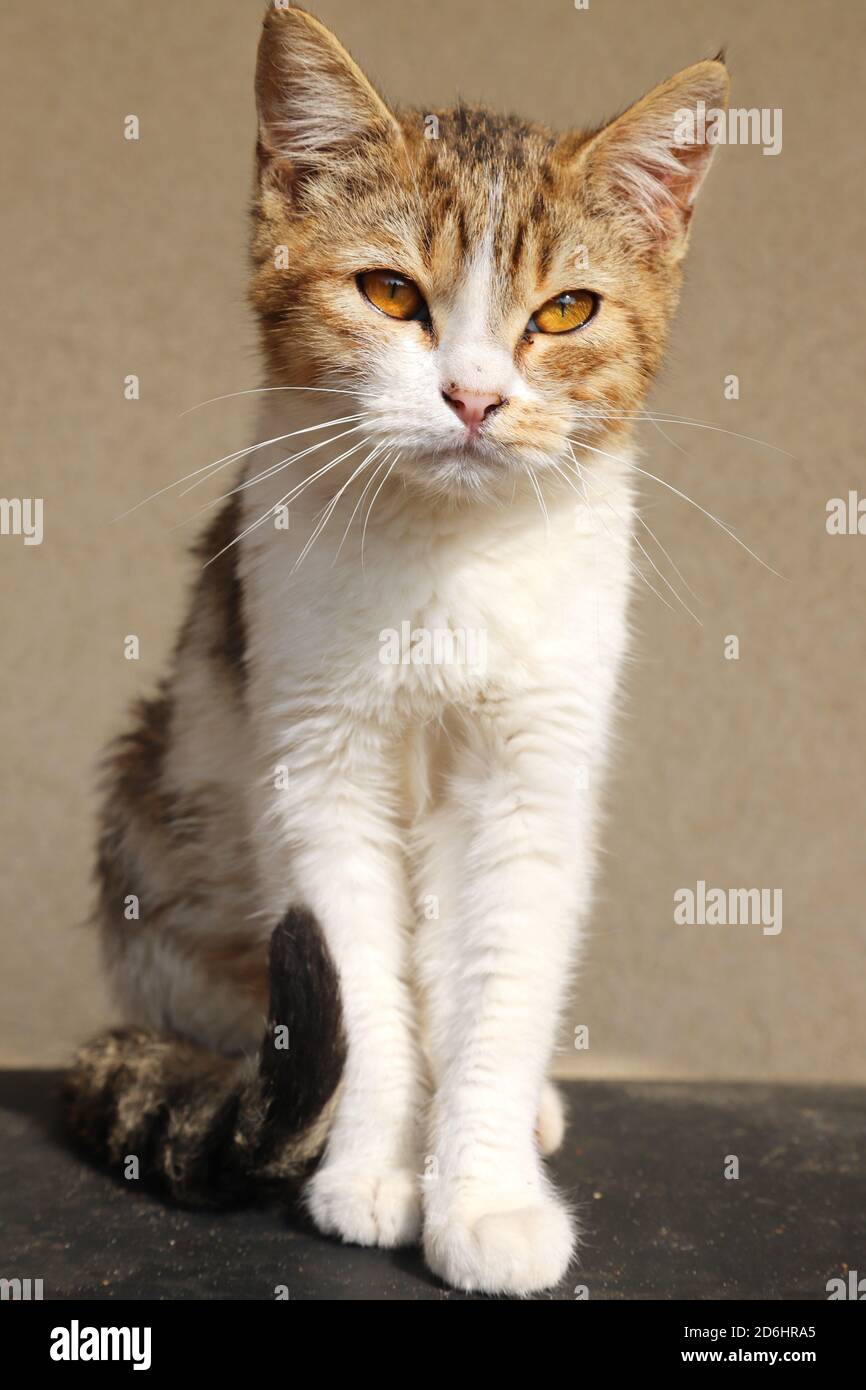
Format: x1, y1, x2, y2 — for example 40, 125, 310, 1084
358, 269, 428, 322
529, 289, 597, 335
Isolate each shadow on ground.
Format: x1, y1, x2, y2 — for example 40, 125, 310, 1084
0, 1071, 862, 1299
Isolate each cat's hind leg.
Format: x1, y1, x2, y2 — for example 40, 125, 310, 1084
537, 1080, 567, 1157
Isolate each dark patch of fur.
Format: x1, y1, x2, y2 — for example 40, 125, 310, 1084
191, 495, 247, 689
509, 218, 527, 274
446, 104, 547, 168
259, 910, 346, 1137
102, 685, 173, 825
62, 910, 346, 1207
94, 686, 174, 923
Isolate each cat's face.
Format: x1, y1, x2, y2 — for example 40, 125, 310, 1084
251, 7, 727, 499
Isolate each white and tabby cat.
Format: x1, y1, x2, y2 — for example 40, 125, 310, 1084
65, 5, 728, 1295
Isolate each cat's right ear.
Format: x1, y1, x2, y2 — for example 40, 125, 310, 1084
255, 5, 403, 193
569, 58, 730, 256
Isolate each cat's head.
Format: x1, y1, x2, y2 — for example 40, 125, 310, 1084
251, 5, 728, 499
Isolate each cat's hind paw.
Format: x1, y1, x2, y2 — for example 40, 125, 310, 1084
424, 1192, 575, 1296
536, 1080, 567, 1156
305, 1162, 422, 1249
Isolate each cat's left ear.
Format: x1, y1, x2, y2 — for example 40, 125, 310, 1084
255, 5, 404, 188
569, 58, 730, 253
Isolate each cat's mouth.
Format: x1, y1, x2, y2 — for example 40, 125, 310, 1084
388, 433, 505, 475
451, 434, 500, 461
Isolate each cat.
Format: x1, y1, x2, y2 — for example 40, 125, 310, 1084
64, 3, 728, 1295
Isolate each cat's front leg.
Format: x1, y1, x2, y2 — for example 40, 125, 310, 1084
255, 716, 427, 1248
418, 697, 596, 1294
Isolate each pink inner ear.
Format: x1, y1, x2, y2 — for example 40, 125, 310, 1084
640, 140, 713, 223
661, 141, 715, 211
579, 61, 730, 242
603, 130, 715, 240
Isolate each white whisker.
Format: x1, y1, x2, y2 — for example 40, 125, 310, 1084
185, 423, 369, 523
561, 450, 683, 620
202, 436, 371, 568
291, 443, 386, 576
644, 414, 689, 457
361, 456, 399, 571
570, 437, 785, 580
562, 450, 700, 624
565, 442, 701, 604
176, 416, 368, 499
525, 465, 550, 532
332, 450, 393, 565
180, 385, 362, 416
114, 414, 369, 521
579, 411, 795, 459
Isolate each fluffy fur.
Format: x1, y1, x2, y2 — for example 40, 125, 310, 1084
64, 4, 727, 1295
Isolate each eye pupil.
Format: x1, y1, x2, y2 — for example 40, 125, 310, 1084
531, 289, 597, 335
359, 270, 428, 323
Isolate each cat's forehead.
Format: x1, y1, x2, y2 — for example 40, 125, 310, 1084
414, 105, 558, 169
397, 106, 590, 293
288, 102, 599, 310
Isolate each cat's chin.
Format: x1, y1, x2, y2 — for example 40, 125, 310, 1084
411, 463, 507, 501
394, 442, 515, 498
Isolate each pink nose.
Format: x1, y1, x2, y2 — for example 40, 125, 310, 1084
442, 387, 504, 431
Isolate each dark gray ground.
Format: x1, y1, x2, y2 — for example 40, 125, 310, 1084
0, 1072, 862, 1300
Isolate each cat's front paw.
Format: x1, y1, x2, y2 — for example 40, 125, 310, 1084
306, 1161, 422, 1249
424, 1189, 575, 1295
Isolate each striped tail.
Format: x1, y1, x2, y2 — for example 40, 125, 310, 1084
62, 909, 345, 1206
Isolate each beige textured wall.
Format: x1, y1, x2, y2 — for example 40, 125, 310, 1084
1, 0, 863, 1079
